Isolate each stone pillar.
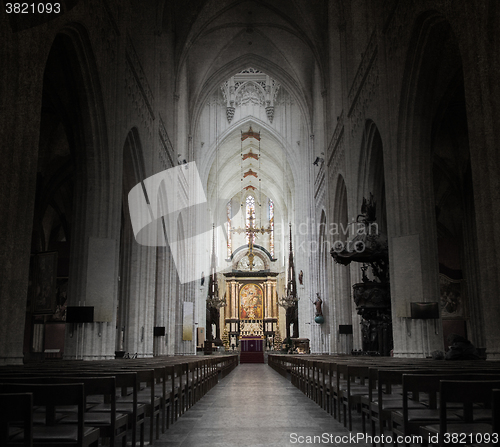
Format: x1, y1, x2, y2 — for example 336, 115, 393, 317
385, 154, 443, 358
124, 243, 156, 358
0, 26, 49, 364
460, 15, 500, 358
154, 246, 170, 356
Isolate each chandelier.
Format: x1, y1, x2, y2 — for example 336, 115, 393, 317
206, 224, 227, 309
278, 291, 299, 309
207, 292, 227, 309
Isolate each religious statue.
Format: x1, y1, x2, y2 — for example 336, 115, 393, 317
314, 293, 323, 316
299, 270, 303, 285
357, 192, 377, 224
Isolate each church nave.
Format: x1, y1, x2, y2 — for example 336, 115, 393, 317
2, 1, 500, 444
153, 363, 370, 447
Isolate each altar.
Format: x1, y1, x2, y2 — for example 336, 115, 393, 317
240, 336, 264, 363
223, 268, 279, 354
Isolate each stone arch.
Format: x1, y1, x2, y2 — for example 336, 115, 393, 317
392, 10, 481, 356
53, 24, 110, 213
231, 246, 271, 271
190, 54, 313, 140
358, 120, 387, 233
199, 115, 298, 200
25, 24, 114, 361
234, 80, 267, 106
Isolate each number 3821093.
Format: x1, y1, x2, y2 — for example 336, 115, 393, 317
5, 3, 61, 13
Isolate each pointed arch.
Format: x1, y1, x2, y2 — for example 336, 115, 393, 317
358, 120, 386, 233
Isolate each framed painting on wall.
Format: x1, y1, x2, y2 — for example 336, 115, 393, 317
439, 274, 466, 319
239, 283, 263, 320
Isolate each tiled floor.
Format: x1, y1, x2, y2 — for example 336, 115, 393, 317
153, 363, 372, 447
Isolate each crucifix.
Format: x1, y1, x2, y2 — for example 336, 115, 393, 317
231, 213, 271, 270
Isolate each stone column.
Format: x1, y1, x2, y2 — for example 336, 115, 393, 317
0, 26, 50, 364
460, 13, 500, 358
154, 246, 170, 356
384, 143, 443, 358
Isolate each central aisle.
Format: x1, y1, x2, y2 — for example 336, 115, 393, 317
156, 363, 371, 447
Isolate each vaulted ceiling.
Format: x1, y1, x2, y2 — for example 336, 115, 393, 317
168, 0, 329, 123
163, 0, 331, 225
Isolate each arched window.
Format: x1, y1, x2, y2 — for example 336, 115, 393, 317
246, 195, 255, 244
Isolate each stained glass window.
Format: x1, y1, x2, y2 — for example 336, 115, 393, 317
246, 195, 256, 244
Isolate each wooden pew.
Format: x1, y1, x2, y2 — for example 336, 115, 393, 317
0, 393, 33, 447
0, 376, 128, 447
0, 383, 100, 447
420, 380, 500, 447
0, 354, 238, 445
390, 373, 500, 444
339, 364, 371, 431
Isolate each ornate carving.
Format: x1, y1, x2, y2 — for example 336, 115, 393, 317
237, 255, 264, 271
235, 82, 265, 106
272, 79, 281, 102
353, 282, 390, 309
240, 67, 263, 74
226, 106, 235, 123
358, 193, 377, 224
331, 194, 392, 355
331, 193, 388, 282
221, 81, 229, 103
265, 106, 274, 123
360, 315, 392, 355
240, 320, 264, 337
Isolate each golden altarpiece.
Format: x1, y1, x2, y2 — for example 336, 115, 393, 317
223, 249, 279, 350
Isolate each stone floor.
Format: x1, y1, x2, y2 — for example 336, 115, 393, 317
153, 363, 372, 447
